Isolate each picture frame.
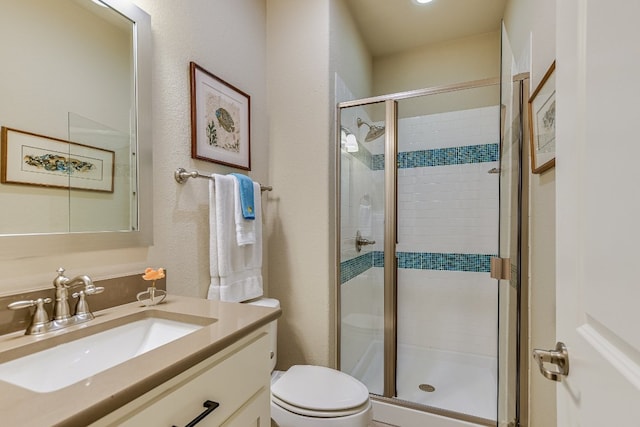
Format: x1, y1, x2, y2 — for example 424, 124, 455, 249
528, 61, 556, 174
190, 62, 251, 170
1, 127, 115, 192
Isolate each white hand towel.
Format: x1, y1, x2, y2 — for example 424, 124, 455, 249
233, 176, 256, 246
208, 174, 263, 302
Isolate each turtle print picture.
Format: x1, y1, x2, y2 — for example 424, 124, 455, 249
190, 62, 251, 170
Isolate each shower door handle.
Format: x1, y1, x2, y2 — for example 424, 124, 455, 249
532, 342, 569, 382
355, 230, 376, 253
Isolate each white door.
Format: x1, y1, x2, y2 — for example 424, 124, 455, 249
555, 0, 640, 425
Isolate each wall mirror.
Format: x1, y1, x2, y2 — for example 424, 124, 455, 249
0, 0, 152, 257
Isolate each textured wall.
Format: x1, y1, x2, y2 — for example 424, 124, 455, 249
266, 0, 333, 369
132, 0, 269, 298
373, 31, 500, 92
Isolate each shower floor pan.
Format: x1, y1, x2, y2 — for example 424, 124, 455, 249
350, 340, 497, 421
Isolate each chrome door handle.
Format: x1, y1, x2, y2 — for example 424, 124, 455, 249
532, 341, 569, 382
355, 230, 375, 253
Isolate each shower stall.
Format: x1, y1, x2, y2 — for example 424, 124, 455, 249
336, 74, 527, 426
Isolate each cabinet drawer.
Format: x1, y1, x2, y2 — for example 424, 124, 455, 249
101, 330, 270, 426
220, 388, 270, 427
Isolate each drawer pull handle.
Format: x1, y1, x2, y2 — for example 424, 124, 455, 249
173, 400, 220, 427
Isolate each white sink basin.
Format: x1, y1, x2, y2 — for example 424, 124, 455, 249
0, 316, 205, 393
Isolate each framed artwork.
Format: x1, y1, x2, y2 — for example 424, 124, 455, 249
528, 61, 556, 174
190, 62, 251, 170
1, 127, 115, 192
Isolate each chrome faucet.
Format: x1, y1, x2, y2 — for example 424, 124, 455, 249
52, 268, 95, 322
8, 268, 104, 335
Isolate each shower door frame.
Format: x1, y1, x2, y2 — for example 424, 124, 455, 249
336, 77, 514, 426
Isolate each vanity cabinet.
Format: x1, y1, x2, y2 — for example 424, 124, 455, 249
92, 327, 271, 427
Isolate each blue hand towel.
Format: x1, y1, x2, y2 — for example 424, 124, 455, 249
230, 173, 255, 220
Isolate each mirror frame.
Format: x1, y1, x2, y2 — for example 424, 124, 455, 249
0, 0, 152, 258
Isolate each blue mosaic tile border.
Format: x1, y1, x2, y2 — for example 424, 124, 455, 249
371, 143, 498, 170
340, 252, 373, 284
372, 251, 384, 267
341, 251, 493, 284
372, 251, 494, 273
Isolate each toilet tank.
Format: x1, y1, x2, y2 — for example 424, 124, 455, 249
246, 298, 279, 371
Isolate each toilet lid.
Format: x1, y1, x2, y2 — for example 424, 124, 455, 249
271, 365, 369, 412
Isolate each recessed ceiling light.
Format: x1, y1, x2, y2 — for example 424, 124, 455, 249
414, 0, 434, 4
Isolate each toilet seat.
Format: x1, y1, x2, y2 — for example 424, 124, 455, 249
272, 395, 371, 418
271, 365, 370, 418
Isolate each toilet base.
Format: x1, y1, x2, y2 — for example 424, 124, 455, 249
270, 399, 372, 427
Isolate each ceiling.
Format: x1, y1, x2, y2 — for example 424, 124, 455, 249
344, 0, 507, 57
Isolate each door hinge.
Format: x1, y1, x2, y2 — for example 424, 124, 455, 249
490, 257, 512, 280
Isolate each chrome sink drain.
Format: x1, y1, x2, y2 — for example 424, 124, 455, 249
419, 384, 435, 392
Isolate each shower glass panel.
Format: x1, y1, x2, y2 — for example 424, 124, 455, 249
338, 79, 515, 426
395, 88, 500, 423
498, 24, 529, 426
339, 102, 386, 396
496, 76, 524, 427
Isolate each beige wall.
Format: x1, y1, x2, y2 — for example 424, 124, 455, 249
330, 0, 373, 100
265, 0, 376, 371
370, 31, 501, 119
373, 31, 501, 94
133, 0, 270, 299
0, 1, 269, 301
266, 0, 333, 369
503, 0, 557, 426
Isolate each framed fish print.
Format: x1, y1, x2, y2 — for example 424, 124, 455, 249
190, 62, 251, 170
528, 60, 556, 174
1, 127, 115, 192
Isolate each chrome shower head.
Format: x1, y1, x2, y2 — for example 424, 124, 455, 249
357, 118, 385, 142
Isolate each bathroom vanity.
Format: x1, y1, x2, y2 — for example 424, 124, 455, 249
0, 296, 280, 426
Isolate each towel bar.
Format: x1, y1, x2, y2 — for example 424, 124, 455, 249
174, 168, 273, 192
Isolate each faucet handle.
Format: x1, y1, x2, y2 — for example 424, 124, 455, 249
8, 298, 51, 311
72, 286, 104, 299
8, 298, 52, 335
72, 287, 103, 320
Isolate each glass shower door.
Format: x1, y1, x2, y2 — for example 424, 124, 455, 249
395, 88, 501, 423
338, 78, 519, 426
338, 102, 386, 396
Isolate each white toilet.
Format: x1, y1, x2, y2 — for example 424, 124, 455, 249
247, 298, 373, 427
